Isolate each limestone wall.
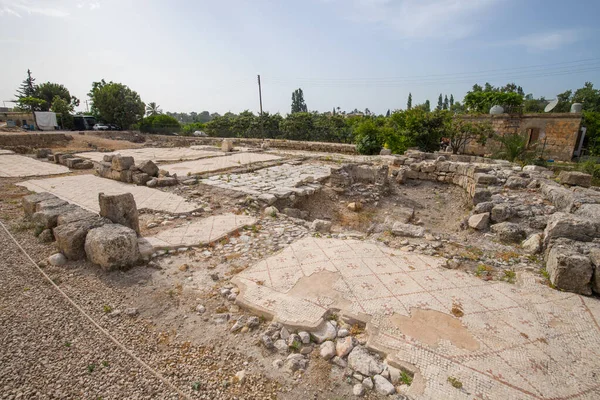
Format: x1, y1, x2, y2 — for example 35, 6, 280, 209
460, 113, 582, 162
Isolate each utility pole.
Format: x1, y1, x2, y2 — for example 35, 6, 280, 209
257, 75, 263, 115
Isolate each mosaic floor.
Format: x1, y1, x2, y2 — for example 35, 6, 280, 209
145, 214, 256, 249
201, 163, 331, 199
0, 154, 70, 177
75, 147, 223, 163
17, 175, 200, 214
161, 152, 282, 176
233, 237, 600, 400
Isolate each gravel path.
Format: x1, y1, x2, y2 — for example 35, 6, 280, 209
0, 220, 279, 400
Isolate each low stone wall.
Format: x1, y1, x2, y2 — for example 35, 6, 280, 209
0, 133, 72, 149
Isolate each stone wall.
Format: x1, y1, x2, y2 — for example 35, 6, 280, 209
0, 133, 72, 149
460, 113, 582, 162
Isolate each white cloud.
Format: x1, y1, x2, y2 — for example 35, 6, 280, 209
511, 29, 582, 51
327, 0, 499, 40
0, 0, 100, 18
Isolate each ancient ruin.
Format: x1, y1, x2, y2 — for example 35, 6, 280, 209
1, 132, 599, 400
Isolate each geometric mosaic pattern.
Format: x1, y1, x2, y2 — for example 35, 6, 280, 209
75, 147, 223, 163
144, 213, 256, 249
17, 175, 200, 214
233, 237, 600, 400
0, 154, 70, 177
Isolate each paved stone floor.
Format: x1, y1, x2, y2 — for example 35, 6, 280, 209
201, 163, 331, 200
161, 152, 282, 176
75, 147, 224, 163
145, 214, 256, 249
18, 175, 200, 214
233, 237, 600, 400
0, 154, 70, 177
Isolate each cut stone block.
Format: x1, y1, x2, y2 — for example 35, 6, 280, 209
22, 192, 59, 217
391, 222, 425, 238
136, 160, 159, 177
558, 171, 592, 188
111, 155, 135, 171
490, 222, 526, 243
544, 212, 598, 245
32, 204, 80, 229
85, 224, 140, 270
546, 245, 593, 295
53, 217, 107, 260
98, 192, 140, 235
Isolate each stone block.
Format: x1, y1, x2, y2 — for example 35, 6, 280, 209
474, 173, 498, 185
84, 224, 140, 270
156, 177, 177, 187
57, 153, 74, 164
103, 154, 115, 162
546, 245, 593, 295
472, 188, 492, 205
111, 155, 135, 171
53, 217, 107, 260
392, 222, 425, 238
36, 148, 52, 158
544, 212, 598, 245
136, 160, 159, 177
65, 158, 85, 168
222, 138, 233, 152
22, 192, 59, 217
57, 207, 99, 226
522, 233, 542, 254
590, 248, 600, 294
72, 160, 93, 169
98, 192, 140, 235
32, 204, 79, 229
490, 222, 526, 243
311, 219, 332, 233
132, 172, 151, 186
558, 171, 592, 188
379, 148, 391, 155
119, 169, 133, 183
468, 213, 490, 230
491, 204, 514, 223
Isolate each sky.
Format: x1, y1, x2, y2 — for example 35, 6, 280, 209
1, 0, 600, 115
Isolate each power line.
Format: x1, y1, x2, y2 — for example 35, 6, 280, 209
266, 58, 600, 83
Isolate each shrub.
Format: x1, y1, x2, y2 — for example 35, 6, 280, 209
354, 119, 383, 155
139, 114, 181, 134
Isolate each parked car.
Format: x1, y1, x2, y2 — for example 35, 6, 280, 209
107, 124, 120, 131
193, 130, 208, 137
93, 123, 109, 131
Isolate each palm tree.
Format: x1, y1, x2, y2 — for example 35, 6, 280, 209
146, 102, 162, 116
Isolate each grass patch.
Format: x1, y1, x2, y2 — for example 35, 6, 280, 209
495, 250, 520, 263
349, 323, 365, 336
87, 364, 96, 374
400, 371, 413, 385
447, 376, 463, 389
475, 264, 494, 279
451, 301, 464, 318
102, 305, 112, 314
460, 246, 484, 261
502, 269, 516, 284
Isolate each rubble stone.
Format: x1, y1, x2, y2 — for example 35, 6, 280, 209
522, 233, 542, 254
392, 222, 425, 238
373, 375, 396, 395
136, 160, 159, 177
468, 213, 490, 230
111, 155, 135, 171
53, 217, 107, 260
544, 212, 598, 245
310, 321, 337, 344
347, 346, 383, 376
490, 222, 526, 243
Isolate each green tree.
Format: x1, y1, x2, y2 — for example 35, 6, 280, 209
450, 94, 454, 108
15, 69, 37, 99
443, 95, 449, 110
554, 90, 573, 113
407, 93, 412, 110
573, 82, 600, 112
386, 109, 391, 117
447, 119, 492, 154
437, 94, 443, 110
88, 80, 145, 129
464, 91, 523, 113
36, 82, 78, 111
145, 102, 162, 116
50, 96, 74, 130
354, 119, 383, 155
291, 88, 308, 113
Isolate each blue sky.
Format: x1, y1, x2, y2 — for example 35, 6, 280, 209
1, 0, 599, 115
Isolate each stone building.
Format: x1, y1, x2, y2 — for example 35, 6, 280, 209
461, 113, 583, 162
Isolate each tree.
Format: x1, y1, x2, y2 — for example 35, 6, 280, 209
573, 82, 600, 112
450, 94, 454, 108
145, 102, 162, 116
464, 91, 523, 113
50, 96, 74, 129
437, 94, 443, 110
554, 90, 573, 113
386, 109, 391, 117
139, 114, 180, 134
35, 82, 78, 111
88, 80, 145, 129
407, 93, 412, 110
443, 95, 449, 110
291, 88, 308, 113
16, 69, 37, 99
447, 119, 492, 154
